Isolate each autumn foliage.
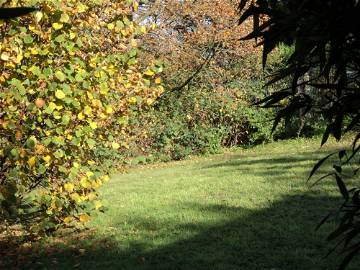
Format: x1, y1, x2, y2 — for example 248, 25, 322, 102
0, 0, 163, 234
139, 0, 259, 88
120, 0, 274, 159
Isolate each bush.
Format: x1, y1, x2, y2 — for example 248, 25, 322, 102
127, 77, 275, 161
0, 0, 163, 235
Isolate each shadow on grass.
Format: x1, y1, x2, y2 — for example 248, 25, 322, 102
202, 149, 349, 187
9, 194, 360, 270
204, 150, 338, 170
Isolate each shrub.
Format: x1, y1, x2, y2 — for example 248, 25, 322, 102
0, 0, 163, 234
127, 77, 275, 161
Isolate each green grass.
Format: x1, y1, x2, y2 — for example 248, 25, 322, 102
18, 137, 360, 269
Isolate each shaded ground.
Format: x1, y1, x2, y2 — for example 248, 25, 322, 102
2, 138, 359, 270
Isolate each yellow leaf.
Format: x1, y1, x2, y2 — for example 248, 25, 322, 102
94, 201, 102, 210
69, 32, 76, 40
87, 160, 95, 165
30, 48, 38, 55
79, 214, 90, 223
89, 122, 97, 129
100, 88, 108, 95
107, 23, 114, 30
105, 106, 113, 114
35, 144, 45, 154
71, 193, 82, 203
131, 39, 137, 47
102, 175, 110, 182
55, 90, 65, 99
42, 155, 51, 163
1, 52, 10, 61
60, 13, 70, 23
146, 98, 154, 106
48, 102, 57, 110
128, 97, 137, 105
144, 69, 155, 76
77, 112, 85, 120
84, 106, 92, 116
5, 62, 15, 69
63, 216, 73, 224
80, 177, 90, 188
52, 22, 63, 30
133, 1, 139, 10
86, 91, 94, 100
64, 183, 75, 192
77, 3, 88, 13
140, 26, 147, 34
16, 52, 23, 63
34, 11, 43, 23
112, 142, 120, 150
93, 179, 102, 188
86, 171, 94, 177
28, 24, 36, 32
121, 29, 128, 36
155, 77, 162, 84
27, 156, 36, 167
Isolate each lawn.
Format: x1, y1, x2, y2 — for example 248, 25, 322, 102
8, 137, 360, 270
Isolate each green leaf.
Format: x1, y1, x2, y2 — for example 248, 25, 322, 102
26, 138, 36, 149
87, 139, 96, 148
38, 164, 47, 174
54, 149, 64, 158
23, 34, 34, 44
10, 148, 19, 158
75, 74, 84, 82
28, 65, 41, 76
62, 114, 71, 125
55, 70, 66, 82
45, 119, 53, 128
55, 34, 66, 43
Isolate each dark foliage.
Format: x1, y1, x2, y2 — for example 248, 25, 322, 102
238, 0, 360, 269
0, 7, 36, 20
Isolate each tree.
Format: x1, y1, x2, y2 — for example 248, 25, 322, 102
125, 0, 276, 155
0, 0, 163, 235
238, 0, 360, 269
138, 0, 261, 92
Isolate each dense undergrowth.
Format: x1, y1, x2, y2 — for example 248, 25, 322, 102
123, 45, 326, 164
